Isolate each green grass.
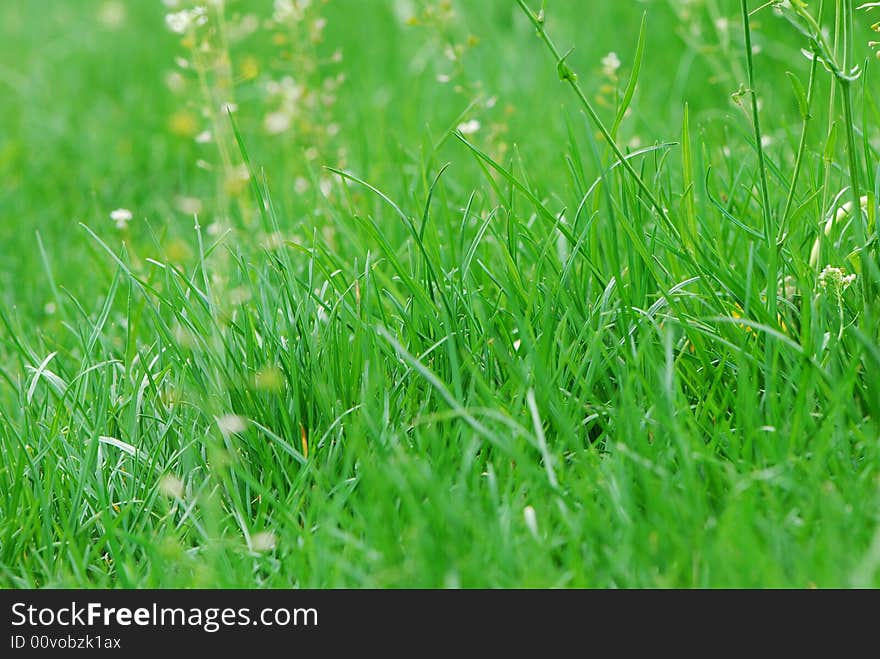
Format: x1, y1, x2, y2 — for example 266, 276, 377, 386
1, 0, 879, 588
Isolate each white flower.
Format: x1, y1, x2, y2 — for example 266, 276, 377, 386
165, 6, 207, 34
110, 208, 132, 229
251, 531, 277, 552
174, 196, 203, 215
601, 51, 621, 77
818, 265, 857, 291
98, 1, 126, 29
165, 70, 186, 93
158, 475, 185, 498
264, 111, 292, 134
165, 11, 189, 34
273, 0, 310, 23
457, 119, 481, 135
217, 414, 247, 435
194, 130, 212, 143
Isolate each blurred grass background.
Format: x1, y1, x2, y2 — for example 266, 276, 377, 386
1, 0, 793, 312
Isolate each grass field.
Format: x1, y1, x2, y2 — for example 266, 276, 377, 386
1, 0, 879, 588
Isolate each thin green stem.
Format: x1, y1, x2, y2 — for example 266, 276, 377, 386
514, 0, 681, 243
780, 58, 819, 238
740, 0, 779, 417
740, 0, 776, 301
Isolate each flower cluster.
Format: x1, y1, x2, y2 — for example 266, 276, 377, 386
595, 51, 621, 110
161, 0, 346, 229
261, 0, 344, 163
817, 265, 857, 292
110, 208, 132, 230
164, 6, 207, 34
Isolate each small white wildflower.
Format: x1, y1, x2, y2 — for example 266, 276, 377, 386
44, 302, 57, 315
174, 196, 203, 215
158, 475, 185, 498
233, 13, 260, 39
523, 505, 539, 539
217, 414, 248, 435
194, 130, 212, 143
164, 15, 187, 33
273, 0, 310, 23
251, 531, 277, 552
294, 177, 310, 194
165, 7, 207, 34
264, 111, 292, 134
110, 208, 132, 229
392, 0, 416, 22
229, 163, 250, 183
818, 265, 856, 291
457, 119, 481, 135
98, 1, 125, 29
273, 0, 295, 21
601, 51, 621, 77
304, 146, 319, 160
164, 70, 186, 93
436, 73, 452, 84
279, 76, 303, 102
